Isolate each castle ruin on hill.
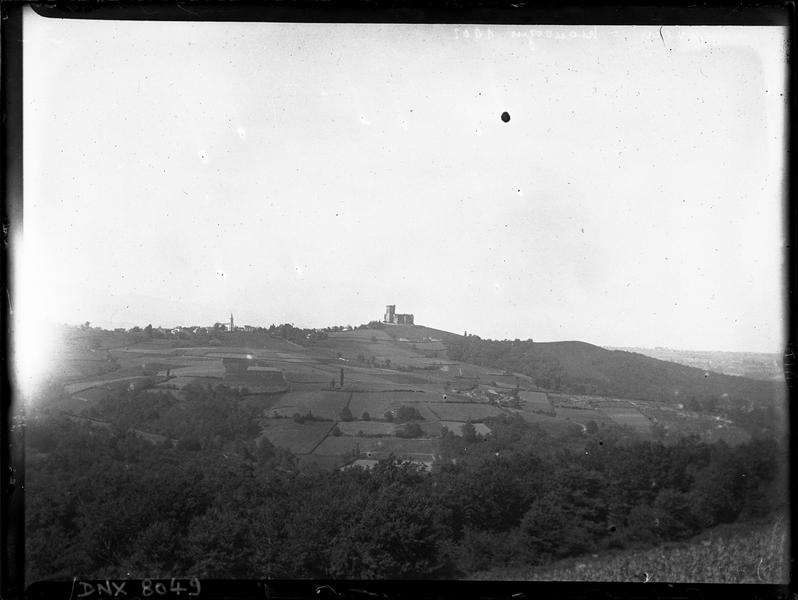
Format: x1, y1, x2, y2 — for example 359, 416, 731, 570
384, 305, 414, 325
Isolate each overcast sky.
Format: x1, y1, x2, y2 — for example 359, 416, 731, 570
21, 11, 787, 352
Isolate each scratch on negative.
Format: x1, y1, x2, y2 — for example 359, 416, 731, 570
177, 3, 200, 16
659, 26, 665, 47
68, 576, 77, 600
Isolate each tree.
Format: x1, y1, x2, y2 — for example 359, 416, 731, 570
361, 412, 371, 421
397, 422, 423, 438
462, 421, 478, 443
652, 488, 693, 539
255, 438, 276, 464
339, 406, 353, 422
185, 506, 257, 577
519, 494, 593, 560
394, 405, 422, 423
624, 503, 662, 544
685, 396, 701, 412
177, 437, 202, 452
326, 483, 451, 578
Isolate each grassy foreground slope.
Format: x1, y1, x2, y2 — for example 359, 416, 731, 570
472, 516, 789, 583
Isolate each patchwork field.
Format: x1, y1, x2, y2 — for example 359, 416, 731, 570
507, 408, 560, 423
440, 421, 492, 437
336, 420, 397, 436
519, 391, 553, 413
598, 402, 653, 434
222, 372, 289, 394
63, 375, 155, 395
555, 406, 614, 425
71, 387, 112, 403
367, 391, 435, 403
50, 327, 770, 473
296, 454, 350, 470
267, 391, 350, 420
283, 368, 337, 384
258, 419, 335, 454
399, 340, 446, 353
347, 394, 437, 420
240, 394, 283, 412
637, 405, 752, 446
426, 402, 506, 421
326, 329, 394, 342
161, 363, 226, 377
312, 435, 439, 457
440, 363, 495, 380
375, 372, 441, 386
156, 376, 218, 390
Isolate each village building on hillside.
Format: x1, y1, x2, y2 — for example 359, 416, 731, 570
383, 304, 414, 325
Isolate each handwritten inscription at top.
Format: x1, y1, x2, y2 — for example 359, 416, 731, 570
511, 27, 599, 49
451, 27, 495, 41
451, 26, 599, 50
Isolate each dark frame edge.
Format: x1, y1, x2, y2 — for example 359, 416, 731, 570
26, 0, 795, 25
2, 2, 25, 599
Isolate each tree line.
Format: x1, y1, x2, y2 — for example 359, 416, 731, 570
26, 407, 786, 581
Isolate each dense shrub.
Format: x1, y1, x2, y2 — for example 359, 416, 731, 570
25, 410, 787, 582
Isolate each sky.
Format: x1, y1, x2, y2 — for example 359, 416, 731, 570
20, 12, 788, 353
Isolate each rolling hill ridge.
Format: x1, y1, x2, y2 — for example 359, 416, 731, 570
444, 334, 784, 409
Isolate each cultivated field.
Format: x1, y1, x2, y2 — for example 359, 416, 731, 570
156, 376, 218, 390
63, 375, 153, 395
440, 421, 492, 437
258, 419, 335, 454
519, 391, 554, 413
160, 363, 226, 377
312, 435, 439, 457
49, 327, 769, 472
267, 391, 350, 420
347, 394, 438, 421
555, 406, 614, 425
598, 402, 653, 434
426, 402, 506, 421
336, 420, 397, 436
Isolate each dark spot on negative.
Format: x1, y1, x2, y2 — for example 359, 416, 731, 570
501, 111, 511, 123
